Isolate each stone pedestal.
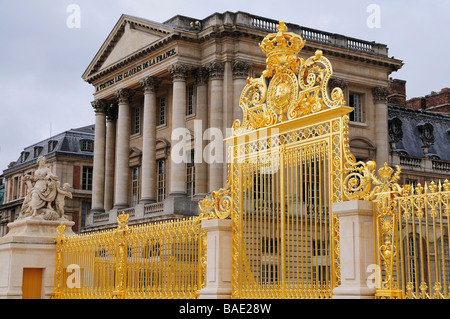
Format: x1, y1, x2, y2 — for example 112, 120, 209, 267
332, 200, 376, 299
0, 217, 74, 299
199, 219, 232, 299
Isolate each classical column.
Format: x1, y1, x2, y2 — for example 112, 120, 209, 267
193, 67, 209, 197
168, 64, 189, 196
114, 88, 134, 209
372, 86, 390, 166
104, 103, 117, 212
207, 61, 225, 193
91, 99, 107, 213
139, 76, 160, 204
232, 60, 251, 123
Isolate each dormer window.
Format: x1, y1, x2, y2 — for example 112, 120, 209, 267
21, 151, 30, 163
80, 140, 94, 152
48, 140, 58, 152
34, 146, 43, 158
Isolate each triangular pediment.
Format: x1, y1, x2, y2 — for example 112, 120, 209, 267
83, 15, 173, 81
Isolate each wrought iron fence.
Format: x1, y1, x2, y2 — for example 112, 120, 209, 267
373, 178, 450, 299
51, 212, 206, 299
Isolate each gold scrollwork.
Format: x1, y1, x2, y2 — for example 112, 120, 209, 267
232, 21, 345, 136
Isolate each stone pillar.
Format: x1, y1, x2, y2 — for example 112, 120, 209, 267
139, 76, 160, 204
232, 60, 251, 123
332, 200, 376, 299
372, 86, 390, 166
0, 218, 75, 299
104, 103, 117, 212
91, 99, 107, 213
114, 88, 134, 210
207, 61, 225, 193
199, 219, 232, 299
168, 64, 189, 196
193, 67, 209, 197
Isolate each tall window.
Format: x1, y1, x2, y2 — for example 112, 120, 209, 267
81, 201, 90, 227
157, 160, 166, 203
133, 107, 141, 134
82, 166, 93, 190
131, 167, 140, 207
186, 150, 195, 198
159, 97, 166, 126
187, 85, 195, 116
13, 176, 19, 200
349, 92, 363, 122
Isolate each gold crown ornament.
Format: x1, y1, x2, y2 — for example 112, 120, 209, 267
259, 20, 306, 62
233, 20, 345, 135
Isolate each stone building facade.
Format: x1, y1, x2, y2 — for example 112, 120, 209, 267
82, 11, 403, 231
0, 125, 95, 234
388, 79, 450, 186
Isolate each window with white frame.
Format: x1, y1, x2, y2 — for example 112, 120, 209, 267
131, 167, 140, 207
186, 150, 195, 198
186, 85, 195, 116
159, 97, 167, 126
132, 107, 141, 134
82, 166, 93, 190
157, 160, 166, 203
349, 92, 363, 122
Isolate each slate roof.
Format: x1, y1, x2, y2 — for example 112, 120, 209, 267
3, 125, 95, 175
388, 104, 450, 161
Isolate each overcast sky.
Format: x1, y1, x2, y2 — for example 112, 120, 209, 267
0, 0, 449, 173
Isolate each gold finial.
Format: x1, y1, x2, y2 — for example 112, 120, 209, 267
117, 211, 129, 228
56, 223, 66, 236
276, 20, 288, 33
259, 20, 305, 58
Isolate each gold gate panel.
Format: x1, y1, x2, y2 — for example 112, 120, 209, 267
199, 21, 361, 299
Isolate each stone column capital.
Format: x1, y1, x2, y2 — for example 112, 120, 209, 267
206, 61, 225, 80
328, 77, 348, 91
115, 88, 134, 104
372, 86, 390, 103
106, 102, 118, 121
139, 76, 160, 93
91, 99, 107, 114
232, 60, 251, 79
192, 67, 209, 86
168, 64, 190, 82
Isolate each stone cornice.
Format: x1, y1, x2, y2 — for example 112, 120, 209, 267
84, 14, 403, 85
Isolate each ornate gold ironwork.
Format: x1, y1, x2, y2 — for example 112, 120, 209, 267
199, 20, 354, 299
51, 223, 67, 299
51, 213, 206, 299
231, 20, 345, 136
368, 161, 450, 299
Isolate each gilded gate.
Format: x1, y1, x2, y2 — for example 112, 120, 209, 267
199, 21, 363, 299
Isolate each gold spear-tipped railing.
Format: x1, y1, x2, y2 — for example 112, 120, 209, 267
51, 212, 207, 299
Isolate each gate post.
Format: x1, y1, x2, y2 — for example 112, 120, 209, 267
332, 200, 376, 299
199, 219, 232, 299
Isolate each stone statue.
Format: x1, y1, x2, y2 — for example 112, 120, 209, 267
19, 156, 71, 221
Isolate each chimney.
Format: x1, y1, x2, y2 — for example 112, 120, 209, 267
388, 78, 406, 106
